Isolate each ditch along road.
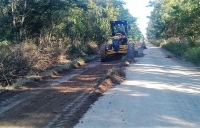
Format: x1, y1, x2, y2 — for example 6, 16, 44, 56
0, 52, 127, 128
75, 42, 200, 128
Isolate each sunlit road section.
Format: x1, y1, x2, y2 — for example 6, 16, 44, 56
75, 42, 200, 128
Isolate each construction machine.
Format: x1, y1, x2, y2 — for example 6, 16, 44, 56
100, 20, 133, 62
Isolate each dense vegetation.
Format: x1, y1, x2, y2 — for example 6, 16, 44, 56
0, 0, 143, 86
146, 0, 200, 65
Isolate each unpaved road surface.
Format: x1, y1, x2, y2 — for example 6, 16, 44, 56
0, 55, 125, 128
75, 42, 200, 128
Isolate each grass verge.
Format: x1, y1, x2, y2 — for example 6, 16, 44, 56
184, 47, 200, 66
151, 39, 200, 66
161, 42, 189, 56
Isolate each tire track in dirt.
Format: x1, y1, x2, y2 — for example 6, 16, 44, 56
0, 60, 99, 115
0, 55, 127, 128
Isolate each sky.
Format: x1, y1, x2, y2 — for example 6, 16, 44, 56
123, 0, 154, 37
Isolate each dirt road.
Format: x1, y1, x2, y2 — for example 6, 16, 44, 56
0, 55, 126, 128
75, 42, 200, 128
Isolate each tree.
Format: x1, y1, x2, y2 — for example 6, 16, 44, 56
147, 0, 200, 42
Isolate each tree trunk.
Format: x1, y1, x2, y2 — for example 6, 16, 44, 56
20, 0, 27, 40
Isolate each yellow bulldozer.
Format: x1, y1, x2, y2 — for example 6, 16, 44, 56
100, 20, 134, 62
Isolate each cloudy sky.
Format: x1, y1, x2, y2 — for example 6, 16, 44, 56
123, 0, 154, 36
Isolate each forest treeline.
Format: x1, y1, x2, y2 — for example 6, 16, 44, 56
146, 0, 200, 65
0, 0, 143, 86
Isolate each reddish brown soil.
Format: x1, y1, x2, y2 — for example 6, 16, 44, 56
0, 55, 126, 128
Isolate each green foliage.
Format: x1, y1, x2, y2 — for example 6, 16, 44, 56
188, 38, 196, 47
147, 0, 200, 40
0, 0, 144, 87
162, 42, 188, 56
0, 0, 143, 59
0, 0, 143, 44
84, 44, 98, 55
184, 47, 200, 65
67, 44, 82, 56
147, 0, 200, 66
0, 40, 11, 61
0, 0, 143, 61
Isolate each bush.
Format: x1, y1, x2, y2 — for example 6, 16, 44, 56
85, 43, 98, 55
0, 42, 55, 86
184, 47, 200, 65
67, 44, 83, 58
67, 43, 98, 59
0, 40, 11, 61
161, 42, 188, 56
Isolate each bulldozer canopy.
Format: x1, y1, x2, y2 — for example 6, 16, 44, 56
110, 20, 128, 36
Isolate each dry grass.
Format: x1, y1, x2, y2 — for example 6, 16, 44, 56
0, 40, 98, 88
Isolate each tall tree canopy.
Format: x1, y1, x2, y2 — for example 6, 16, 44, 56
146, 0, 200, 41
0, 0, 143, 45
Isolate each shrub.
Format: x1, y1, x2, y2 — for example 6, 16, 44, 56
184, 47, 200, 65
85, 43, 98, 55
0, 42, 55, 86
0, 40, 11, 61
67, 44, 83, 58
161, 42, 188, 56
67, 43, 98, 59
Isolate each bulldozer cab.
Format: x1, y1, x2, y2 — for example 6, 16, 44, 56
110, 20, 128, 37
110, 20, 128, 45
